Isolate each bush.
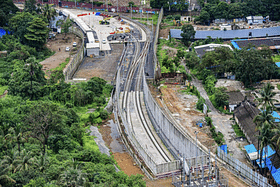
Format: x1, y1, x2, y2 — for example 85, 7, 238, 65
196, 97, 205, 111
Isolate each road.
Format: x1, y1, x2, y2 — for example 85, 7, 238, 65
191, 77, 247, 162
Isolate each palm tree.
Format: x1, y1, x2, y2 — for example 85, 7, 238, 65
5, 124, 26, 154
256, 82, 278, 109
253, 105, 276, 164
0, 160, 15, 187
42, 4, 57, 25
14, 149, 35, 173
1, 150, 20, 174
58, 160, 87, 187
258, 121, 274, 175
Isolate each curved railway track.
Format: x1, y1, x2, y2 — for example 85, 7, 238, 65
118, 19, 172, 169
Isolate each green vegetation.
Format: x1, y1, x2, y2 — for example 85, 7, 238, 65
232, 124, 246, 137
205, 117, 225, 146
195, 0, 280, 23
272, 55, 280, 63
0, 1, 146, 186
0, 85, 8, 95
180, 24, 196, 47
132, 14, 159, 25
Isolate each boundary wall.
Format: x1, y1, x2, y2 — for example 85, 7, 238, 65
217, 147, 272, 187
142, 72, 206, 159
153, 7, 163, 80
64, 27, 85, 80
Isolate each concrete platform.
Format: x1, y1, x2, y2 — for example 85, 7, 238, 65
127, 91, 166, 165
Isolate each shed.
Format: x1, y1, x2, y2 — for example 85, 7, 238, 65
86, 42, 99, 57
246, 16, 264, 25
234, 100, 259, 147
228, 91, 245, 112
181, 16, 192, 22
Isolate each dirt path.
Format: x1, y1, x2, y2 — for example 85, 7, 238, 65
191, 77, 248, 163
40, 33, 82, 74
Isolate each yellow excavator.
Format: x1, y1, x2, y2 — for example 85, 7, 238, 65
99, 16, 113, 25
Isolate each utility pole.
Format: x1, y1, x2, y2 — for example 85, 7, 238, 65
195, 131, 199, 180
75, 0, 76, 8
92, 0, 93, 10
117, 0, 118, 14
147, 12, 148, 27
131, 4, 132, 18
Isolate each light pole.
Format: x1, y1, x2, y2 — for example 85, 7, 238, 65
117, 0, 118, 14
194, 131, 199, 180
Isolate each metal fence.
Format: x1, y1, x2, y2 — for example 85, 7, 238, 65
64, 27, 85, 80
153, 7, 163, 79
217, 147, 272, 187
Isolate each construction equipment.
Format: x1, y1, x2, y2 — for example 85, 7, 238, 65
99, 16, 112, 25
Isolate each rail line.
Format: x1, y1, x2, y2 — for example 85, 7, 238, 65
118, 18, 172, 170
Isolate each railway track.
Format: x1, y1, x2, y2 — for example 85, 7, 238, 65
117, 18, 172, 172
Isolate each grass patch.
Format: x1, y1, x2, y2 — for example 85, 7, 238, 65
51, 57, 70, 71
277, 84, 280, 90
232, 123, 245, 137
0, 85, 8, 95
83, 135, 99, 152
272, 55, 280, 62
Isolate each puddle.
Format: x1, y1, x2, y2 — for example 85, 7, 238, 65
107, 120, 126, 153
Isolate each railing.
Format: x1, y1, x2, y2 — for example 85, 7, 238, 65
217, 147, 272, 187
64, 27, 85, 80
153, 7, 163, 80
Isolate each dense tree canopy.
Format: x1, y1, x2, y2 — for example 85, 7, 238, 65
196, 0, 280, 22
0, 0, 18, 27
180, 24, 196, 46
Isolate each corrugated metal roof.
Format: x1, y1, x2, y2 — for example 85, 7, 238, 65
170, 26, 280, 40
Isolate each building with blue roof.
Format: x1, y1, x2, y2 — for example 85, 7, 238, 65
170, 26, 280, 40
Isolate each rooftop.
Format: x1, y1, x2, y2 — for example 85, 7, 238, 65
234, 100, 259, 147
228, 91, 245, 105
170, 26, 280, 40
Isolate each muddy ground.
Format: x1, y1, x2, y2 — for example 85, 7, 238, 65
98, 114, 174, 187
41, 33, 82, 75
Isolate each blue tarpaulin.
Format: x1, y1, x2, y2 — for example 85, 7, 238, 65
276, 62, 280, 67
0, 29, 10, 37
272, 111, 280, 122
244, 144, 257, 154
95, 12, 100, 16
220, 145, 227, 154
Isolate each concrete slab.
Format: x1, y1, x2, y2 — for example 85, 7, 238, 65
128, 92, 166, 164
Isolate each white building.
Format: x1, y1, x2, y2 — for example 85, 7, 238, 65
246, 16, 264, 25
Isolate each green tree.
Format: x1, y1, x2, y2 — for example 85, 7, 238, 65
5, 125, 26, 154
24, 0, 37, 14
0, 0, 18, 27
23, 177, 46, 187
128, 1, 135, 7
197, 9, 210, 24
213, 1, 229, 19
9, 12, 35, 45
232, 48, 277, 87
256, 83, 278, 108
8, 57, 46, 100
57, 18, 72, 37
257, 121, 274, 175
0, 160, 15, 187
24, 17, 49, 50
24, 101, 65, 156
58, 162, 87, 187
214, 87, 229, 108
42, 4, 57, 24
180, 24, 196, 46
14, 150, 36, 173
